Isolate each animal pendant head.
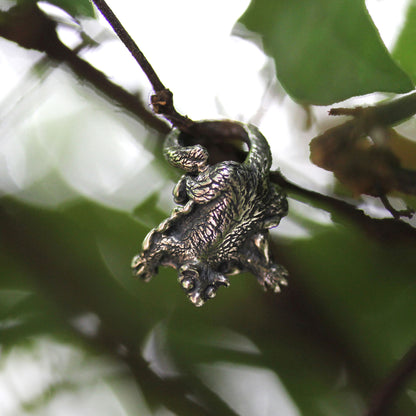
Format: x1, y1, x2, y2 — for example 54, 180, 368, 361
132, 120, 288, 306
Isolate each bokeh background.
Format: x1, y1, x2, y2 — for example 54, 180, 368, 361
1, 0, 416, 415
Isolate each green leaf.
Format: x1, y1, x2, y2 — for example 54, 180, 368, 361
0, 289, 31, 318
44, 0, 95, 19
393, 1, 416, 84
238, 0, 414, 105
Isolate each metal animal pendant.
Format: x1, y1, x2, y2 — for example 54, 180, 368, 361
131, 121, 288, 306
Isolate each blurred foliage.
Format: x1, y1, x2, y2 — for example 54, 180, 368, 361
2, 195, 416, 416
239, 0, 414, 105
393, 0, 416, 85
1, 0, 416, 416
17, 0, 95, 18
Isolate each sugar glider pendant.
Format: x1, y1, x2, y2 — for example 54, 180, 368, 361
132, 120, 288, 306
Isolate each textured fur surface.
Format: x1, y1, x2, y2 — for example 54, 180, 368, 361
132, 122, 288, 306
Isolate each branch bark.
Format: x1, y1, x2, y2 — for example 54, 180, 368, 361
91, 0, 194, 132
363, 343, 416, 416
0, 3, 170, 134
271, 170, 416, 243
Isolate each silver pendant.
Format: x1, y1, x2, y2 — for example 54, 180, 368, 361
132, 121, 288, 307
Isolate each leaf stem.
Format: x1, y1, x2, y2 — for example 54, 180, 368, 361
329, 92, 416, 127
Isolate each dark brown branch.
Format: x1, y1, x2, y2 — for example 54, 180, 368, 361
92, 327, 239, 416
363, 343, 416, 416
379, 194, 414, 220
0, 3, 169, 134
90, 0, 165, 92
270, 170, 416, 243
57, 43, 170, 134
90, 0, 194, 132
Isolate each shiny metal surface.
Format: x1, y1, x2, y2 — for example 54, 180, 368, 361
132, 122, 288, 306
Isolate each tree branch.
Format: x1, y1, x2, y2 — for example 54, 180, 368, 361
90, 0, 165, 92
363, 343, 416, 416
0, 3, 169, 134
90, 0, 194, 132
270, 170, 416, 243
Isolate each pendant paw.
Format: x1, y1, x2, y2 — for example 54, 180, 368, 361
261, 265, 289, 293
131, 254, 156, 282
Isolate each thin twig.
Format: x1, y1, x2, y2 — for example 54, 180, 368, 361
363, 343, 416, 416
90, 0, 165, 92
0, 3, 169, 133
379, 194, 414, 220
329, 92, 416, 127
90, 0, 193, 131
